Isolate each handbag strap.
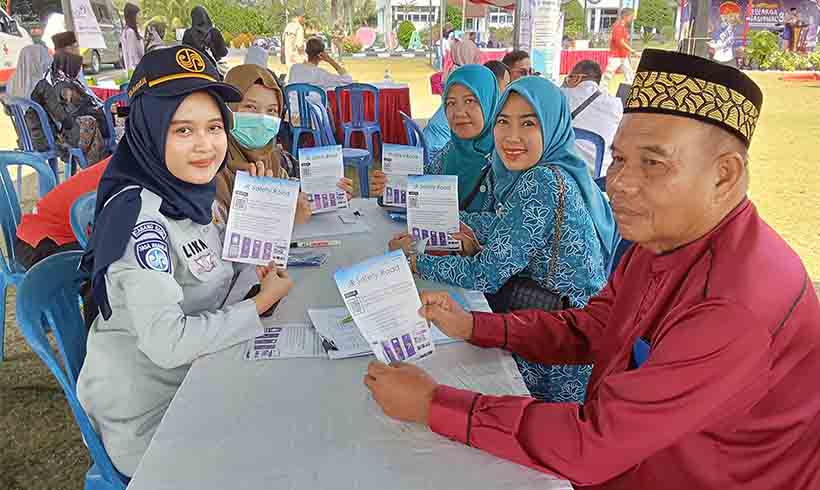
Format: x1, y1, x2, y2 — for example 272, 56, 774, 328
571, 91, 602, 120
546, 165, 566, 284
460, 161, 492, 210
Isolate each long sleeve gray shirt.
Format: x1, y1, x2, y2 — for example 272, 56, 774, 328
77, 189, 263, 476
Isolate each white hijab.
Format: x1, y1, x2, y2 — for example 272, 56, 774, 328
8, 44, 51, 98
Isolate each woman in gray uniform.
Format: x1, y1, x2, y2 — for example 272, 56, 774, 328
77, 47, 293, 477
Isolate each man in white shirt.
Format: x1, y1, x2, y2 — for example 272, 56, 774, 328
562, 60, 623, 177
287, 37, 353, 90
282, 9, 306, 69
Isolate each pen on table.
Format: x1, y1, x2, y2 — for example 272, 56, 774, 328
290, 240, 341, 248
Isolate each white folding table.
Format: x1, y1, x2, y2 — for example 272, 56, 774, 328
126, 199, 573, 490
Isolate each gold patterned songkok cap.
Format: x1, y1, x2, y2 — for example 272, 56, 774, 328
625, 49, 763, 147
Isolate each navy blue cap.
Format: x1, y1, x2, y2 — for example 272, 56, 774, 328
127, 45, 242, 103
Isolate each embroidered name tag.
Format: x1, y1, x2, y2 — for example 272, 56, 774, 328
132, 220, 168, 240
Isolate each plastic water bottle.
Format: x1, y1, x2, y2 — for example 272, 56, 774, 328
383, 68, 392, 83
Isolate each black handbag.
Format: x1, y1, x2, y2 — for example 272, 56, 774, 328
484, 165, 569, 313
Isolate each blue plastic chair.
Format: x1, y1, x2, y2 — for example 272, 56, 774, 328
335, 83, 382, 157
400, 111, 429, 167
15, 251, 129, 490
2, 96, 88, 186
71, 192, 97, 249
309, 102, 373, 198
0, 151, 57, 361
102, 92, 128, 154
283, 83, 328, 158
573, 128, 606, 179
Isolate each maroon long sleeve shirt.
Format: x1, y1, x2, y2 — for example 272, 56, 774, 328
429, 200, 820, 489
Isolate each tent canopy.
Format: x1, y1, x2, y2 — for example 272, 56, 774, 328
468, 0, 516, 11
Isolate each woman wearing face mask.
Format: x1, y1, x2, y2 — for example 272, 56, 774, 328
215, 64, 354, 231
77, 48, 293, 477
389, 77, 616, 402
371, 65, 499, 212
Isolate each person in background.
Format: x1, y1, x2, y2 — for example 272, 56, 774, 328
387, 77, 614, 401
483, 60, 511, 92
287, 37, 353, 89
364, 50, 820, 490
121, 3, 144, 71
562, 60, 623, 177
422, 60, 509, 158
29, 52, 110, 164
216, 64, 354, 233
182, 6, 228, 65
502, 50, 532, 81
601, 8, 637, 90
282, 8, 307, 70
15, 156, 110, 269
51, 31, 95, 92
443, 31, 481, 81
8, 25, 51, 98
375, 65, 499, 211
144, 22, 167, 53
77, 47, 293, 477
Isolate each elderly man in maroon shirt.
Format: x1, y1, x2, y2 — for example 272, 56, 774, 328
364, 49, 820, 490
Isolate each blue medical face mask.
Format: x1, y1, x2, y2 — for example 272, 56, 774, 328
230, 112, 281, 150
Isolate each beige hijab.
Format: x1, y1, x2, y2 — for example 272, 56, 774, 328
444, 38, 482, 81
216, 64, 289, 213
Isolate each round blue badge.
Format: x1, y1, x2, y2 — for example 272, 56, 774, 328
135, 239, 172, 273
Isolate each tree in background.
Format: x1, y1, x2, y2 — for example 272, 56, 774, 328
446, 5, 462, 30
397, 20, 416, 49
634, 0, 675, 34
561, 0, 585, 40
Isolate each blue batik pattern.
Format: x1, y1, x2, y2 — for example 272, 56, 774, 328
416, 165, 607, 403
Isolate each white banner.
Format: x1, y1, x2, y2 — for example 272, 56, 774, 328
71, 0, 106, 49
517, 0, 534, 51
530, 0, 562, 82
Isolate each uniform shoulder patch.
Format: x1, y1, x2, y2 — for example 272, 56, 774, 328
132, 220, 172, 274
131, 220, 169, 240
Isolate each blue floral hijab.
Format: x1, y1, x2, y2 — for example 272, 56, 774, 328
441, 65, 499, 208
491, 77, 617, 261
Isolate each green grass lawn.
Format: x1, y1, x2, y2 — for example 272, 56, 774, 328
1, 59, 818, 490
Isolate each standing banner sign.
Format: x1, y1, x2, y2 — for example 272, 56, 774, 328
517, 0, 534, 50
530, 0, 563, 82
71, 0, 106, 49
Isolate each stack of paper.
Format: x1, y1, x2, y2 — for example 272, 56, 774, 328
406, 175, 461, 251
381, 144, 424, 207
221, 171, 300, 267
299, 145, 349, 214
334, 250, 435, 363
244, 324, 326, 361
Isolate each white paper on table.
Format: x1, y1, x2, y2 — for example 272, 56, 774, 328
298, 145, 348, 214
221, 172, 299, 267
406, 175, 461, 251
291, 209, 371, 240
382, 144, 424, 207
334, 250, 434, 364
244, 324, 327, 360
307, 307, 372, 359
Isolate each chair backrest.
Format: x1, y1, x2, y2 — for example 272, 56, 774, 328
400, 111, 429, 165
573, 127, 606, 179
102, 92, 129, 152
283, 83, 328, 130
616, 83, 631, 108
71, 192, 97, 249
0, 151, 57, 273
15, 251, 128, 489
308, 102, 337, 146
2, 96, 58, 154
335, 83, 379, 128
